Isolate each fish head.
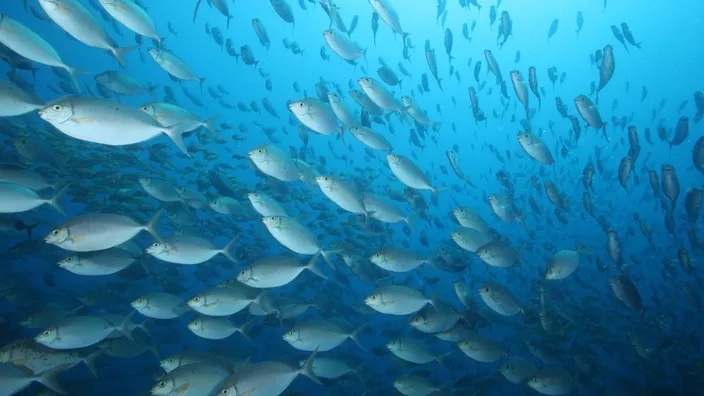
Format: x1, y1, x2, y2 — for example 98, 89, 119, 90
138, 104, 156, 117
315, 175, 334, 190
187, 318, 203, 333
150, 376, 176, 396
385, 340, 400, 351
146, 242, 166, 256
369, 252, 386, 265
147, 48, 162, 62
44, 227, 69, 246
57, 255, 79, 269
131, 296, 149, 310
386, 153, 400, 165
326, 92, 339, 103
288, 100, 309, 116
392, 378, 407, 391
526, 376, 544, 391
209, 199, 226, 214
38, 99, 75, 125
159, 356, 180, 373
37, 0, 61, 12
248, 145, 269, 162
478, 283, 493, 296
34, 326, 59, 346
409, 313, 426, 327
364, 292, 382, 308
187, 294, 205, 309
545, 266, 558, 280
261, 216, 280, 228
357, 77, 372, 88
283, 329, 300, 343
237, 267, 253, 283
94, 72, 110, 84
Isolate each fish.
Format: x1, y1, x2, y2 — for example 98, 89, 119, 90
0, 13, 81, 91
387, 153, 439, 193
39, 97, 200, 155
621, 22, 641, 48
574, 94, 608, 140
98, 0, 161, 45
131, 292, 189, 320
596, 45, 615, 103
38, 0, 135, 67
146, 234, 238, 265
148, 48, 205, 90
365, 285, 435, 315
45, 212, 162, 252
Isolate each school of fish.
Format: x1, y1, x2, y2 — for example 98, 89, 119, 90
0, 0, 703, 395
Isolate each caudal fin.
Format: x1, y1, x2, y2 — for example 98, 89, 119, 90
36, 368, 67, 395
48, 184, 70, 215
144, 210, 164, 242
221, 234, 240, 263
350, 324, 368, 352
300, 349, 322, 385
111, 46, 137, 69
203, 114, 220, 134
305, 252, 327, 280
165, 121, 202, 156
62, 65, 82, 93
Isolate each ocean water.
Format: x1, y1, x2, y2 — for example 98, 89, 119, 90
1, 0, 703, 395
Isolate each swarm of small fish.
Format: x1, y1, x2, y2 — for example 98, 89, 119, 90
0, 0, 702, 395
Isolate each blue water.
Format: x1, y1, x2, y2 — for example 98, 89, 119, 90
1, 0, 703, 395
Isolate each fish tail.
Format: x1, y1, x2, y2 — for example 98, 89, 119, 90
320, 249, 339, 270
84, 350, 102, 378
301, 349, 322, 385
238, 319, 253, 341
221, 234, 240, 263
203, 114, 220, 134
350, 323, 369, 352
35, 368, 67, 395
65, 65, 84, 93
306, 252, 327, 280
404, 212, 418, 232
193, 0, 203, 23
165, 122, 199, 156
118, 310, 137, 341
144, 209, 164, 242
25, 222, 39, 240
49, 184, 70, 216
111, 46, 137, 69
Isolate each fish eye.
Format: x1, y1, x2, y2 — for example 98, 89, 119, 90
193, 297, 200, 302
51, 230, 59, 235
298, 102, 304, 107
220, 390, 229, 395
66, 257, 73, 261
168, 358, 175, 363
370, 295, 377, 300
257, 149, 263, 153
138, 298, 144, 303
42, 330, 50, 336
158, 381, 167, 387
52, 105, 62, 111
